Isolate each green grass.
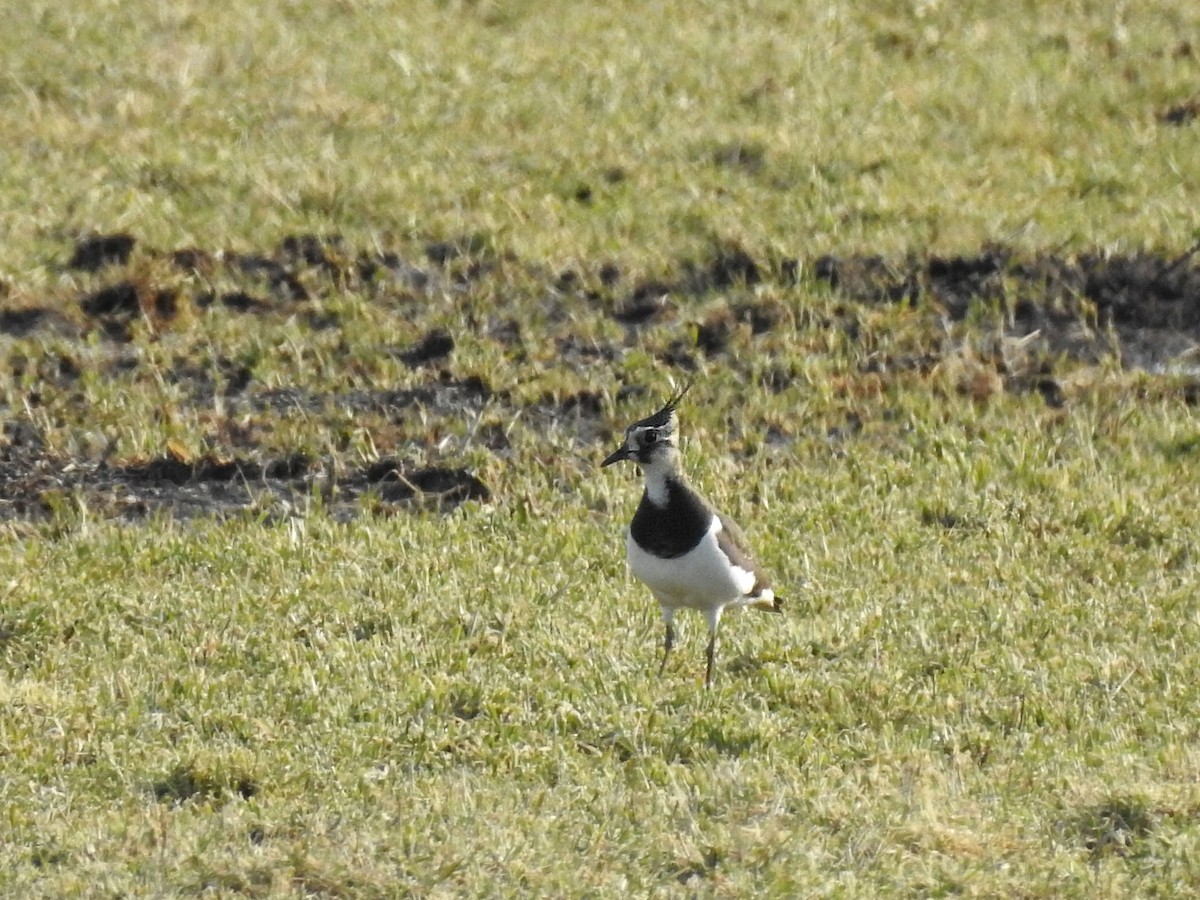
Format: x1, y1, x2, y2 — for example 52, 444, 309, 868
4, 0, 1200, 896
7, 399, 1200, 896
3, 0, 1198, 277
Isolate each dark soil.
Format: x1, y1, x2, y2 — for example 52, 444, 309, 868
0, 307, 77, 338
3, 232, 1199, 524
364, 459, 490, 504
398, 328, 455, 368
0, 441, 489, 523
811, 243, 1200, 369
1161, 97, 1200, 126
67, 232, 136, 272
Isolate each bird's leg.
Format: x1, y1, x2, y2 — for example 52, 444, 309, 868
702, 608, 723, 689
704, 631, 717, 688
659, 616, 675, 676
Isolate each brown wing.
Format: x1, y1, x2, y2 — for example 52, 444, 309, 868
681, 479, 782, 612
715, 511, 781, 611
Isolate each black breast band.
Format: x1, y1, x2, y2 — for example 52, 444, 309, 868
630, 479, 712, 558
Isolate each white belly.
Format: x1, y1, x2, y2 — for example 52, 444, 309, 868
626, 517, 757, 611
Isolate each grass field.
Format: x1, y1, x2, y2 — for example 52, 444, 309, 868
3, 0, 1200, 896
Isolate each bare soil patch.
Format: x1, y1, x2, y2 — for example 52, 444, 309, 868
3, 232, 1198, 522
813, 243, 1200, 370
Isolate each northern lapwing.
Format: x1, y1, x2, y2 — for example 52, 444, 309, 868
602, 386, 782, 687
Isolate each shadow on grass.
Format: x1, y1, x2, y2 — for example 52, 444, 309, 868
1074, 796, 1158, 860
152, 763, 260, 806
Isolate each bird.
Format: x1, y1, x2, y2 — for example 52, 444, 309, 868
601, 385, 782, 687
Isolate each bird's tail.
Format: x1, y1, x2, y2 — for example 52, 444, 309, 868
750, 589, 783, 614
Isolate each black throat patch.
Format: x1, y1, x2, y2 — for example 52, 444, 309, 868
630, 478, 712, 558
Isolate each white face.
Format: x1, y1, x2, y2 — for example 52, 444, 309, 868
604, 400, 684, 469
624, 422, 675, 465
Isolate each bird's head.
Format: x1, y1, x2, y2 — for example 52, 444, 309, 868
601, 384, 690, 469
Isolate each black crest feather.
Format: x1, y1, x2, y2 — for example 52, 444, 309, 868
634, 381, 692, 430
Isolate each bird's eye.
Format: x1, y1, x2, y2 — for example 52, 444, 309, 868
643, 431, 658, 444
